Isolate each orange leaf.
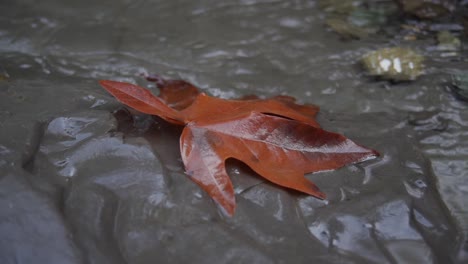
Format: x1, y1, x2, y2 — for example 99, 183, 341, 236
99, 80, 184, 124
181, 94, 321, 128
181, 111, 378, 215
145, 75, 200, 110
99, 77, 379, 216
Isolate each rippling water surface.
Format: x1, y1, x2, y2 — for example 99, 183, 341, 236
1, 0, 467, 263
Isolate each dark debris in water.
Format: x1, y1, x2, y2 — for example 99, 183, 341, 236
395, 0, 456, 19
0, 65, 9, 81
451, 72, 468, 101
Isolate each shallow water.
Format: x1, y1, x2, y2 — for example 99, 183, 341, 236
1, 0, 467, 263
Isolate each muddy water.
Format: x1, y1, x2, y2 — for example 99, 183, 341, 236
1, 0, 467, 263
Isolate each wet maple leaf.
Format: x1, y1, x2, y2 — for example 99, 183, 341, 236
99, 77, 379, 216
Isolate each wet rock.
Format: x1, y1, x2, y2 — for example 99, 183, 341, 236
302, 112, 457, 262
0, 172, 83, 264
42, 112, 279, 263
34, 110, 117, 186
64, 137, 173, 264
362, 47, 424, 81
29, 109, 459, 263
395, 0, 456, 19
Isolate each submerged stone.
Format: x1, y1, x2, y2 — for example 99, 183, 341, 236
318, 0, 358, 15
361, 47, 424, 81
437, 31, 461, 51
321, 2, 397, 39
326, 18, 370, 39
